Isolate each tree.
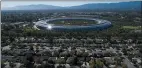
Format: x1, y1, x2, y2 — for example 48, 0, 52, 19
122, 48, 128, 55
122, 64, 128, 68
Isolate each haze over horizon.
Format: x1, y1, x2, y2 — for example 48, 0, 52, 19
1, 0, 141, 9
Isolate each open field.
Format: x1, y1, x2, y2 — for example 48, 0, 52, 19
122, 26, 141, 29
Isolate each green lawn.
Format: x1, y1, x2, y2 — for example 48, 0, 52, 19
48, 19, 97, 26
122, 26, 141, 29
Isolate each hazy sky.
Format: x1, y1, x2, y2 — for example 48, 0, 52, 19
1, 0, 141, 8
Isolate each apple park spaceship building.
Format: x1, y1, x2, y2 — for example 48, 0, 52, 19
34, 18, 112, 31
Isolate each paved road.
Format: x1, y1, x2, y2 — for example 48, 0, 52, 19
123, 57, 136, 68
116, 49, 136, 68
121, 51, 136, 68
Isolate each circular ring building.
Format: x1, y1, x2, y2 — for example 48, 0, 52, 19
34, 17, 112, 31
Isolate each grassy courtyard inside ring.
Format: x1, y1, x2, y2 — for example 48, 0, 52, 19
47, 19, 98, 26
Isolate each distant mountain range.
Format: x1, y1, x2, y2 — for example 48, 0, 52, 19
2, 1, 141, 11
